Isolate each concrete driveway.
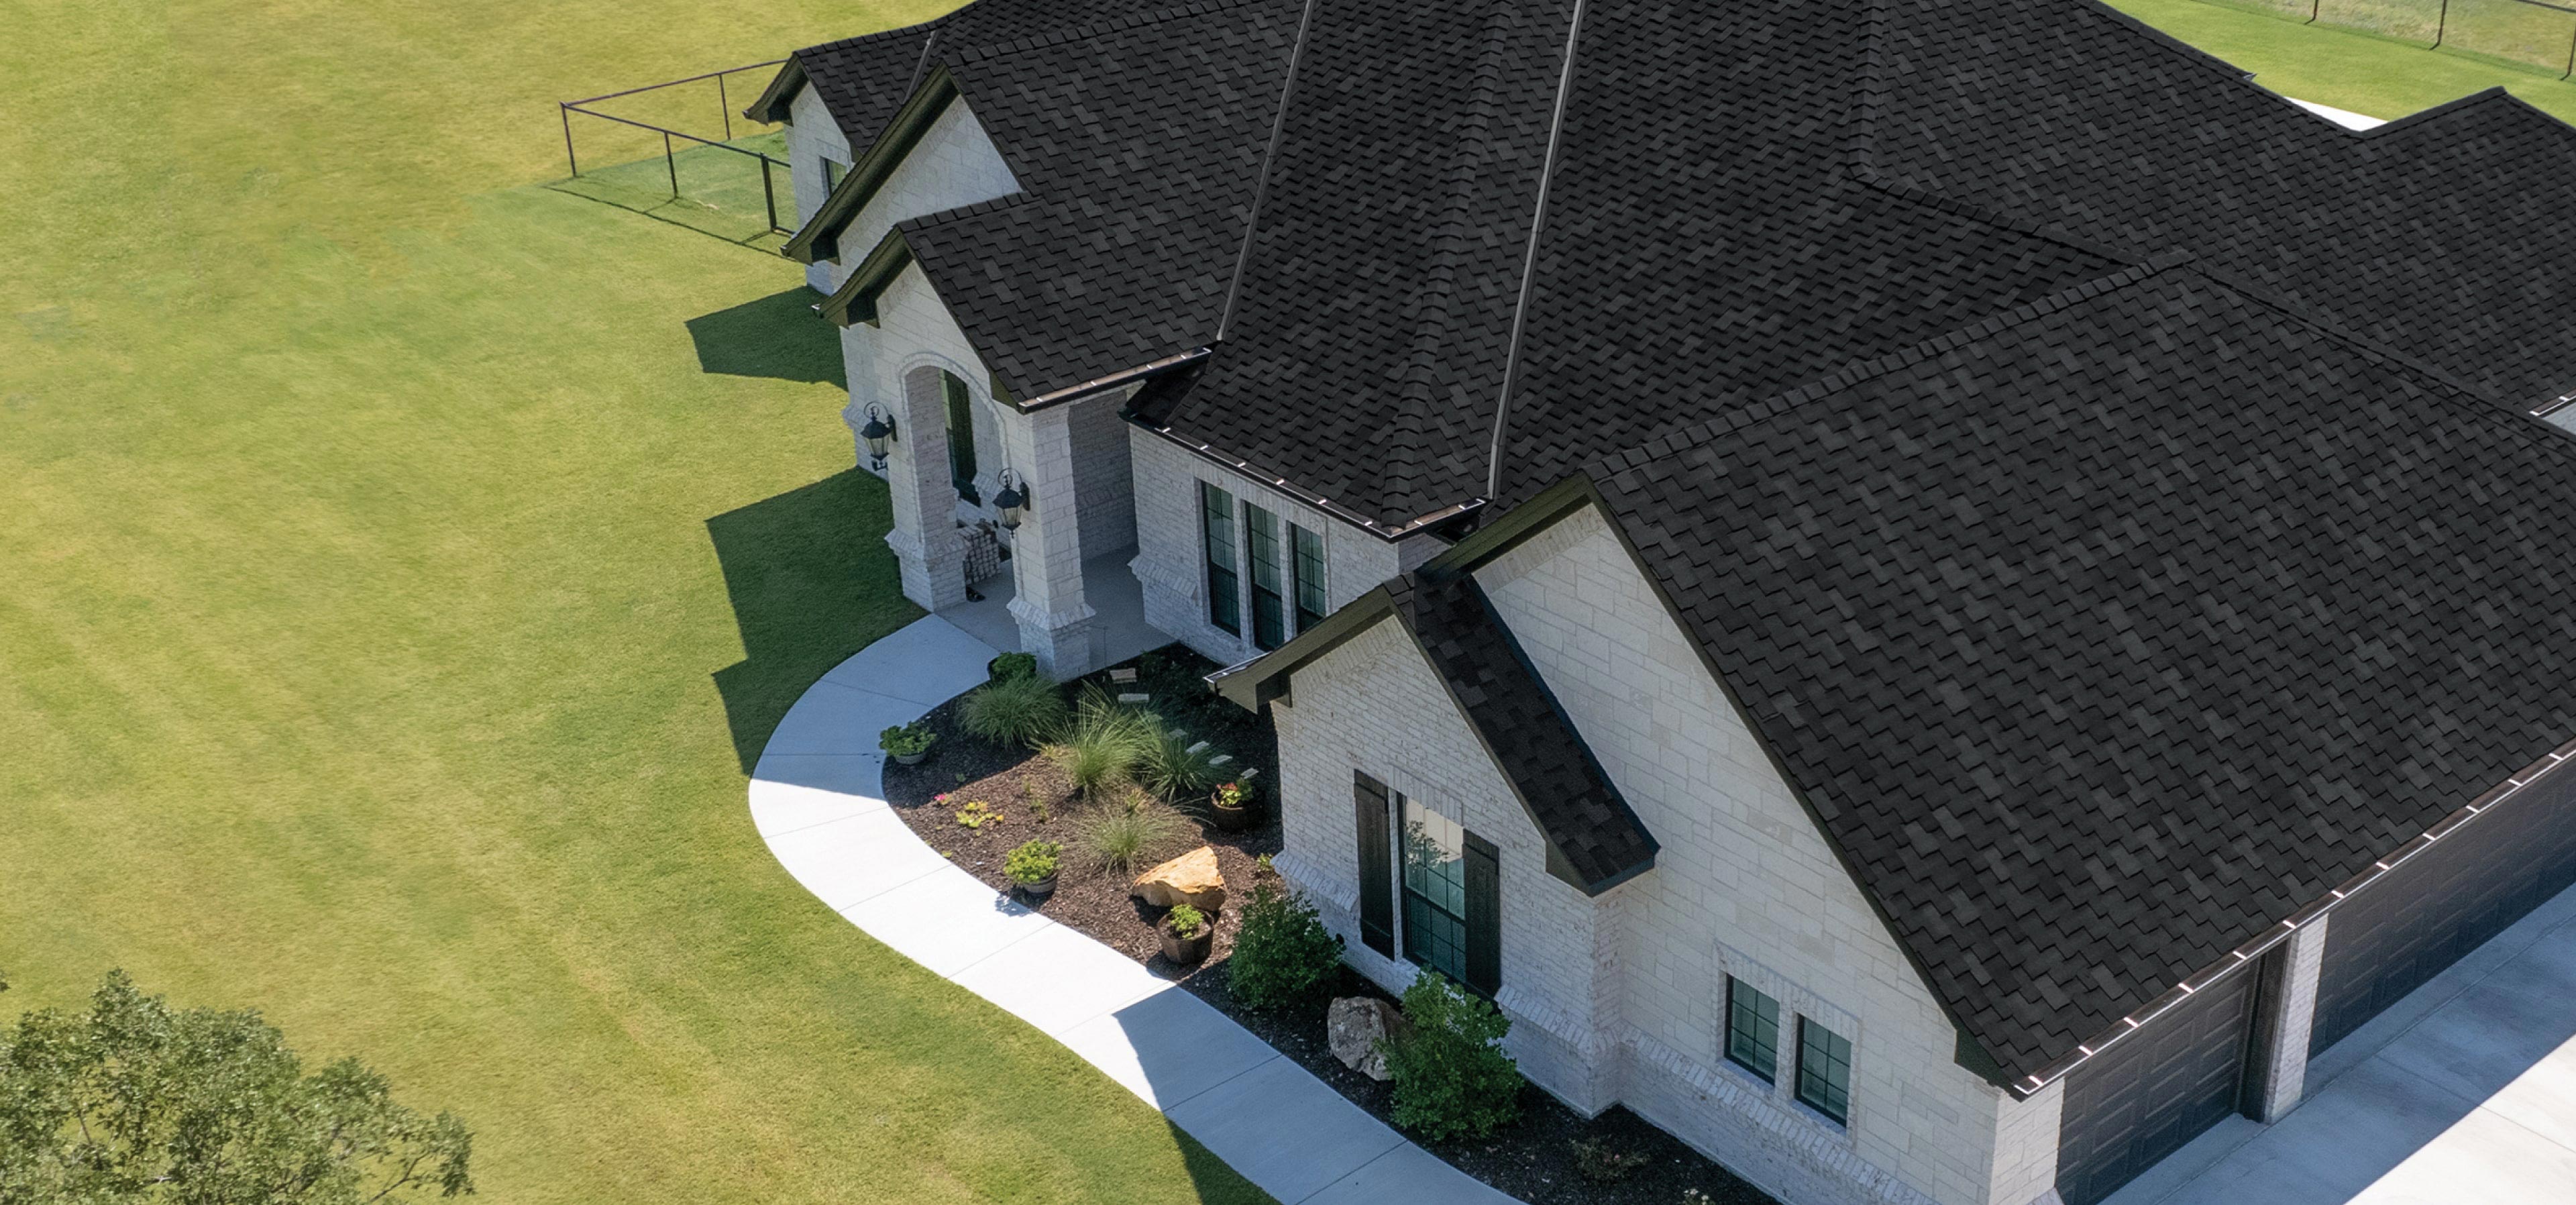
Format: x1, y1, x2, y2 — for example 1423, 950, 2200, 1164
2107, 880, 2576, 1204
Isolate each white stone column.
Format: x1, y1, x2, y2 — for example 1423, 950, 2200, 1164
885, 366, 969, 612
1000, 403, 1098, 678
2245, 915, 2330, 1123
1987, 1077, 2065, 1205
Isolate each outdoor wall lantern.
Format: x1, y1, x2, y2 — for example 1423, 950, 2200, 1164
993, 468, 1030, 531
859, 404, 897, 470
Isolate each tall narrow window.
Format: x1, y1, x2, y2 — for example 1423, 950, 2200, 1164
1725, 978, 1781, 1082
1201, 482, 1240, 635
1400, 794, 1469, 984
824, 158, 849, 191
1796, 1018, 1854, 1125
943, 372, 979, 503
1291, 523, 1326, 634
1246, 503, 1287, 651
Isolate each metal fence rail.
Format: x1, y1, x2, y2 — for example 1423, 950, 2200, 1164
558, 60, 792, 233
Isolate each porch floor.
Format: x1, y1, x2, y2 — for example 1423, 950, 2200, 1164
936, 546, 1169, 675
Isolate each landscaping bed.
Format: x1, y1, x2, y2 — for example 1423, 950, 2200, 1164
883, 645, 1778, 1205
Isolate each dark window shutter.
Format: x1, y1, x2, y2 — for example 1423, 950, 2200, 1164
1463, 831, 1501, 996
1355, 773, 1395, 956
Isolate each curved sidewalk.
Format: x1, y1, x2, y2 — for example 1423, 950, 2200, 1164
749, 615, 1518, 1205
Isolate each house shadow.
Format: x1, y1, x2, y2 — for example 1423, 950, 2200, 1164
707, 469, 918, 774
686, 288, 845, 387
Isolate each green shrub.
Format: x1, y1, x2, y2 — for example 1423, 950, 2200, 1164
1046, 688, 1149, 795
1134, 715, 1222, 801
1005, 839, 1061, 885
988, 651, 1039, 682
1228, 884, 1344, 1009
1165, 904, 1208, 938
960, 672, 1069, 747
878, 722, 935, 757
1071, 794, 1191, 874
1382, 971, 1522, 1141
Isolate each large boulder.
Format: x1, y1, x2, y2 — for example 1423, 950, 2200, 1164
1327, 996, 1413, 1081
1131, 846, 1227, 912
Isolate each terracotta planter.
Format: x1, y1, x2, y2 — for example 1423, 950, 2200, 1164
1016, 874, 1057, 901
1162, 923, 1213, 965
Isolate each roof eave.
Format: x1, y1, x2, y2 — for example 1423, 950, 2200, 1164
743, 56, 809, 125
781, 66, 961, 266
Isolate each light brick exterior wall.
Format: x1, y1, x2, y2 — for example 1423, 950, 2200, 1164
828, 97, 1019, 296
1269, 617, 1629, 1114
1069, 390, 1136, 557
1271, 501, 2063, 1205
1126, 426, 1444, 669
785, 86, 852, 294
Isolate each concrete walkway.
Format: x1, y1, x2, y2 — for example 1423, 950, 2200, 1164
2107, 878, 2576, 1205
749, 615, 1518, 1205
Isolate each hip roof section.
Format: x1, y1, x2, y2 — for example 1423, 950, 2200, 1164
1588, 259, 2576, 1080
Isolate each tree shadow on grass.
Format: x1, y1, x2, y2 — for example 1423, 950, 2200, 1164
708, 469, 918, 774
686, 288, 845, 387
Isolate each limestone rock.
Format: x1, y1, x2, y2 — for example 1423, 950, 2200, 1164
1132, 846, 1227, 912
1328, 997, 1412, 1080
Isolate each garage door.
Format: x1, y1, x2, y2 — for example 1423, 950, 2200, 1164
2309, 762, 2576, 1057
2054, 963, 2258, 1205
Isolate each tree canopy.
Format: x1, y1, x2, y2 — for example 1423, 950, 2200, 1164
0, 970, 472, 1204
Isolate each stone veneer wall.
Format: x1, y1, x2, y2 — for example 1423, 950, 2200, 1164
1125, 425, 1442, 669
1270, 501, 2064, 1205
786, 85, 851, 295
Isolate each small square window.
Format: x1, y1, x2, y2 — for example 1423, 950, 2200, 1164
1724, 978, 1780, 1082
1796, 1017, 1853, 1126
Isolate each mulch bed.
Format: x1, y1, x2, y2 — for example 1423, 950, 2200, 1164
883, 645, 1778, 1205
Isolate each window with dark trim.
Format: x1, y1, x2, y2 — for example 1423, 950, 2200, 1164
1246, 503, 1287, 651
1291, 523, 1326, 633
943, 372, 979, 503
1796, 1017, 1853, 1125
824, 158, 848, 192
1201, 482, 1240, 635
1725, 978, 1781, 1082
1400, 794, 1470, 984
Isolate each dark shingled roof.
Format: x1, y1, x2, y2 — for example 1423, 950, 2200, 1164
1389, 572, 1658, 892
902, 0, 1300, 398
772, 0, 1211, 145
777, 0, 2576, 1083
1590, 258, 2576, 1078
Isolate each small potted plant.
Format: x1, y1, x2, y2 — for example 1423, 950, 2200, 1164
1209, 780, 1254, 833
1161, 904, 1214, 965
879, 722, 936, 766
1006, 839, 1061, 900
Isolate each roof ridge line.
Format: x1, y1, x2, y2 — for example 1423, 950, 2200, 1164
793, 15, 947, 56
1483, 0, 1591, 503
1587, 254, 2192, 480
1216, 0, 1324, 342
945, 0, 1279, 65
1387, 0, 1565, 485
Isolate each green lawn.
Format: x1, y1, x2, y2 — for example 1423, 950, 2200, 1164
0, 0, 1264, 1202
2109, 0, 2576, 123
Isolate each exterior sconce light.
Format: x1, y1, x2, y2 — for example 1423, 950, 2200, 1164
859, 403, 896, 471
993, 468, 1030, 531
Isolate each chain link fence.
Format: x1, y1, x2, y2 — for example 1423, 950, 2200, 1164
554, 62, 798, 244
2206, 0, 2576, 76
